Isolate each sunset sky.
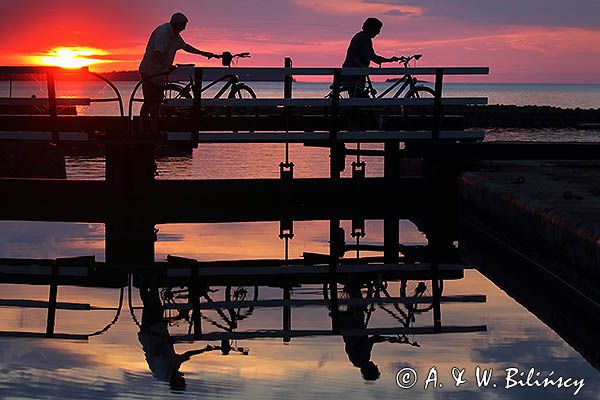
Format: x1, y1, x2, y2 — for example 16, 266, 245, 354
1, 0, 600, 82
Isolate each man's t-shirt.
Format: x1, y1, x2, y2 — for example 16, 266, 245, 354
139, 23, 185, 79
343, 31, 377, 68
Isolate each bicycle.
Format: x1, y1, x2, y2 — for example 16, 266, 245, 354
162, 51, 256, 110
327, 54, 434, 99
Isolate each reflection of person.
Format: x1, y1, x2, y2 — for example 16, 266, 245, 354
137, 281, 211, 390
138, 12, 219, 135
338, 281, 387, 381
342, 18, 400, 97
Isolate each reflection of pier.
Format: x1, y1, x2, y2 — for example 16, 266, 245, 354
0, 259, 487, 342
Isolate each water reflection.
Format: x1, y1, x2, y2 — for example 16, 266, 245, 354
1, 214, 599, 399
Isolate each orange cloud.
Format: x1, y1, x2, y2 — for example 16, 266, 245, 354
25, 46, 114, 69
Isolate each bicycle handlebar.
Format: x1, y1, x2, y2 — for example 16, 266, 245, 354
396, 54, 422, 67
219, 51, 252, 67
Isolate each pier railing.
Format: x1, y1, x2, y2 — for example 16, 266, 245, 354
0, 66, 124, 116
156, 63, 489, 140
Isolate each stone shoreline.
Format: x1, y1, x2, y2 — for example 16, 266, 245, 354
445, 105, 600, 129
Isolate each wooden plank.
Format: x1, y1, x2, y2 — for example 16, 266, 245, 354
0, 264, 89, 277
164, 97, 488, 108
0, 299, 91, 310
0, 115, 128, 132
166, 263, 466, 278
169, 66, 489, 80
0, 331, 88, 340
0, 131, 89, 141
186, 130, 485, 143
164, 295, 487, 311
0, 98, 91, 106
172, 325, 488, 342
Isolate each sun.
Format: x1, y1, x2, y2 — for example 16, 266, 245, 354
28, 47, 110, 69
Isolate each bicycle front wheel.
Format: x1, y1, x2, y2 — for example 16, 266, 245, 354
405, 86, 435, 98
228, 84, 257, 132
404, 86, 435, 116
228, 84, 257, 99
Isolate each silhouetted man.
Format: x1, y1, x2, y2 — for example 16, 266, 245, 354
342, 18, 399, 97
338, 280, 386, 381
139, 12, 219, 135
137, 277, 213, 390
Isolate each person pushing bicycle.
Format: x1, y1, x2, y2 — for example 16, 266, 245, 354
342, 18, 400, 97
139, 12, 221, 135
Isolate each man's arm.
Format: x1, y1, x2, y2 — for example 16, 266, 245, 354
370, 51, 399, 65
367, 39, 399, 65
181, 42, 219, 59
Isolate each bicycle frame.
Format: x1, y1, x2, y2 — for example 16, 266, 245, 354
169, 73, 240, 99
365, 74, 420, 99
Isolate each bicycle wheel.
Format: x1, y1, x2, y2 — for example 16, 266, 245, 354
399, 279, 444, 312
225, 285, 259, 320
162, 83, 192, 117
404, 86, 435, 116
228, 84, 257, 132
228, 83, 257, 99
164, 83, 192, 100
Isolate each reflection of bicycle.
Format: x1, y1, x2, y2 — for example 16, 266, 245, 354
326, 54, 434, 99
323, 278, 443, 347
160, 284, 259, 329
162, 51, 256, 114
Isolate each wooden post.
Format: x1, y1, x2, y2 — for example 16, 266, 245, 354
192, 67, 203, 129
330, 68, 342, 179
432, 264, 442, 333
432, 68, 444, 140
46, 69, 58, 143
384, 218, 400, 264
283, 286, 291, 343
284, 57, 293, 98
45, 265, 58, 337
190, 268, 202, 340
384, 140, 400, 180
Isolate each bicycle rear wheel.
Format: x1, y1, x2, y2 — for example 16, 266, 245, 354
162, 83, 192, 117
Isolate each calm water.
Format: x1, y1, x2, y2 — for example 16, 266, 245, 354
1, 220, 599, 399
1, 79, 600, 398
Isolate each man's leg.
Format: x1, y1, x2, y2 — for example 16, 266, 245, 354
140, 77, 164, 136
